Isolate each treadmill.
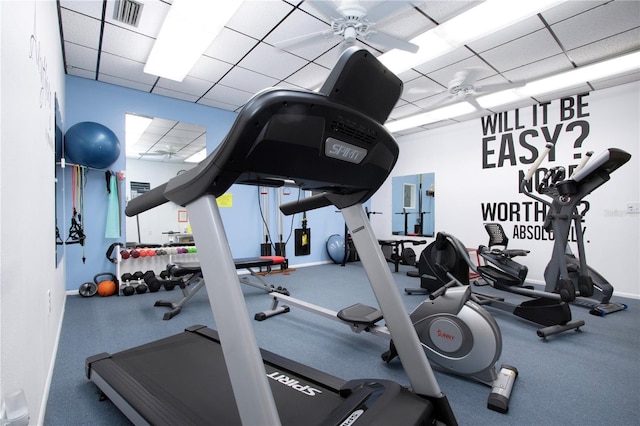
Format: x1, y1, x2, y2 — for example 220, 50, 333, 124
86, 47, 457, 426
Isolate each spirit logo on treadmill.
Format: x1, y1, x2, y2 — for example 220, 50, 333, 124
325, 137, 367, 164
267, 371, 322, 396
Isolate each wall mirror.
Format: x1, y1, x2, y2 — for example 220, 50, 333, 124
124, 113, 205, 245
391, 173, 435, 237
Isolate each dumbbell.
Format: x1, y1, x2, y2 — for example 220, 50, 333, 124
132, 271, 148, 294
143, 271, 162, 293
120, 273, 136, 296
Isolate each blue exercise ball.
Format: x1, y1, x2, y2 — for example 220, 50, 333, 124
64, 121, 120, 169
326, 234, 349, 264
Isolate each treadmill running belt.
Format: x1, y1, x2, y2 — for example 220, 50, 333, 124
88, 326, 346, 425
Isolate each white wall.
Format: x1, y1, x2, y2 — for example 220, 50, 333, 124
371, 82, 640, 298
0, 1, 66, 424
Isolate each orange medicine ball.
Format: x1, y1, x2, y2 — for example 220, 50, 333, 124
97, 280, 117, 297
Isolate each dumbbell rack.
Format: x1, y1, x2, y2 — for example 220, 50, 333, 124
116, 246, 199, 295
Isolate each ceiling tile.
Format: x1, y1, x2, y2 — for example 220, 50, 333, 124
218, 66, 280, 93
60, 0, 104, 19
226, 0, 295, 40
568, 28, 640, 66
427, 55, 494, 87
101, 23, 154, 62
412, 47, 474, 75
201, 84, 255, 108
479, 29, 563, 73
551, 0, 640, 51
417, 1, 481, 24
64, 42, 98, 74
401, 77, 444, 103
189, 56, 234, 84
501, 53, 573, 83
282, 62, 330, 90
99, 52, 158, 85
389, 102, 424, 120
466, 15, 544, 54
263, 8, 337, 60
204, 28, 260, 64
238, 42, 308, 80
99, 73, 154, 92
151, 87, 200, 102
540, 1, 608, 25
156, 75, 212, 98
197, 97, 241, 112
60, 9, 101, 49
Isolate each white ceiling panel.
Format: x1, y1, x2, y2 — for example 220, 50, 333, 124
204, 28, 259, 64
64, 42, 98, 74
101, 24, 154, 62
218, 66, 280, 93
417, 1, 481, 23
151, 86, 200, 103
238, 42, 309, 80
501, 53, 574, 83
285, 62, 331, 90
99, 52, 158, 85
60, 0, 104, 19
60, 9, 101, 49
539, 1, 607, 25
189, 56, 234, 84
552, 0, 640, 51
57, 0, 640, 162
155, 75, 212, 97
466, 15, 544, 54
226, 0, 295, 39
201, 84, 255, 108
568, 27, 640, 66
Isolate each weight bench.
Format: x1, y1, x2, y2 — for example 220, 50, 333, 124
155, 256, 290, 320
378, 239, 426, 272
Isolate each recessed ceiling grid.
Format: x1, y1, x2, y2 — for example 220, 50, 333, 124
57, 0, 640, 152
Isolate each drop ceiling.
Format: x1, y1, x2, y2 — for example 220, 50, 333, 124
58, 0, 640, 162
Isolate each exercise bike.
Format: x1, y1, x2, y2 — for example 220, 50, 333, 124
514, 144, 632, 315
256, 262, 518, 413
407, 232, 585, 339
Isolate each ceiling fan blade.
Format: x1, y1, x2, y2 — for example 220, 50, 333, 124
306, 0, 341, 21
365, 1, 416, 23
475, 80, 526, 94
466, 97, 483, 111
274, 29, 335, 49
454, 67, 486, 88
421, 92, 456, 111
363, 30, 418, 53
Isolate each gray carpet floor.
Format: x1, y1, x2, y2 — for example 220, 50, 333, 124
45, 262, 640, 425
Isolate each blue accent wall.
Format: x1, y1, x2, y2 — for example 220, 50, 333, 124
63, 76, 345, 290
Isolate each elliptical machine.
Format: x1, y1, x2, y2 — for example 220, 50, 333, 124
407, 232, 585, 339
514, 144, 632, 315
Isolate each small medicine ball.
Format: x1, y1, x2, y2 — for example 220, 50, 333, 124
64, 121, 120, 169
97, 280, 117, 297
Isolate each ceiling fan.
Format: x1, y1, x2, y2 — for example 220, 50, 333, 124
138, 148, 183, 159
419, 68, 526, 111
275, 0, 420, 53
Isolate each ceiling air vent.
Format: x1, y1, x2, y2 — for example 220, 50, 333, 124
113, 0, 143, 27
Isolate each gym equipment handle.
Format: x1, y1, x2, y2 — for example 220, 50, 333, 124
280, 193, 332, 215
523, 142, 554, 182
125, 183, 169, 217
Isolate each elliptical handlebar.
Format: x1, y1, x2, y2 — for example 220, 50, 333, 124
523, 142, 554, 182
568, 151, 594, 179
